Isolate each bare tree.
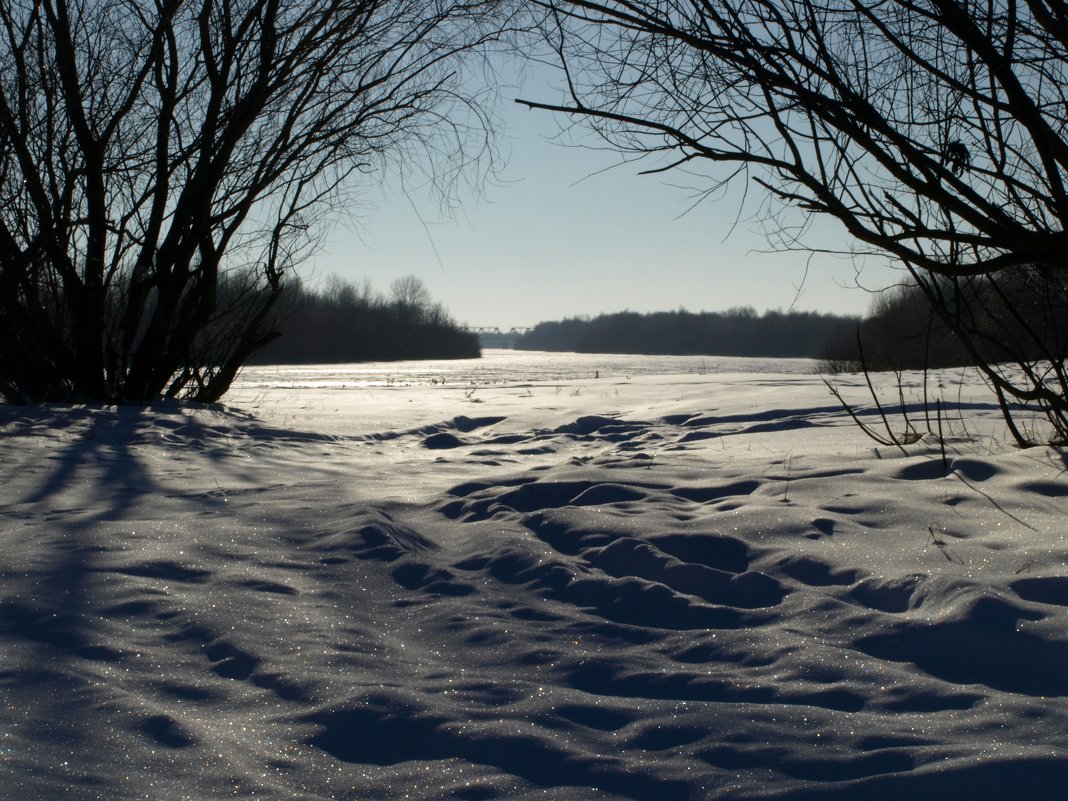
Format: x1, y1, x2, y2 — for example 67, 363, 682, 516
520, 0, 1068, 444
0, 0, 514, 404
389, 274, 435, 324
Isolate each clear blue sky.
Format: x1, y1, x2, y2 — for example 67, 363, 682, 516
310, 66, 899, 330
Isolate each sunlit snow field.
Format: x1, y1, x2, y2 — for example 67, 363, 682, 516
2, 351, 1067, 800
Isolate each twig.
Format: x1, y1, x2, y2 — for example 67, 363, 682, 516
937, 398, 948, 469
856, 331, 907, 453
824, 378, 897, 447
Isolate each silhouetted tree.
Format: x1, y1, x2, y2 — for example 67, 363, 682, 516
389, 275, 436, 325
522, 1, 1068, 444
0, 0, 513, 404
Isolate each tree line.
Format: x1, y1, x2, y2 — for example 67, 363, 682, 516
821, 269, 1068, 376
516, 307, 860, 358
249, 276, 478, 364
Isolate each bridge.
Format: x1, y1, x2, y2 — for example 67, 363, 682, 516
464, 327, 533, 349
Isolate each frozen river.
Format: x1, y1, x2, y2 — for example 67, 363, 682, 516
236, 349, 816, 390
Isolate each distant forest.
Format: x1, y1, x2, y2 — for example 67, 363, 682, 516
515, 308, 860, 359
251, 275, 1054, 370
821, 272, 1068, 372
513, 278, 1062, 372
250, 275, 479, 364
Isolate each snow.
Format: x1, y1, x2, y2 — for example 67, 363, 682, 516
2, 351, 1067, 800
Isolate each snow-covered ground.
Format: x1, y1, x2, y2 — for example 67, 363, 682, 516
2, 351, 1066, 800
